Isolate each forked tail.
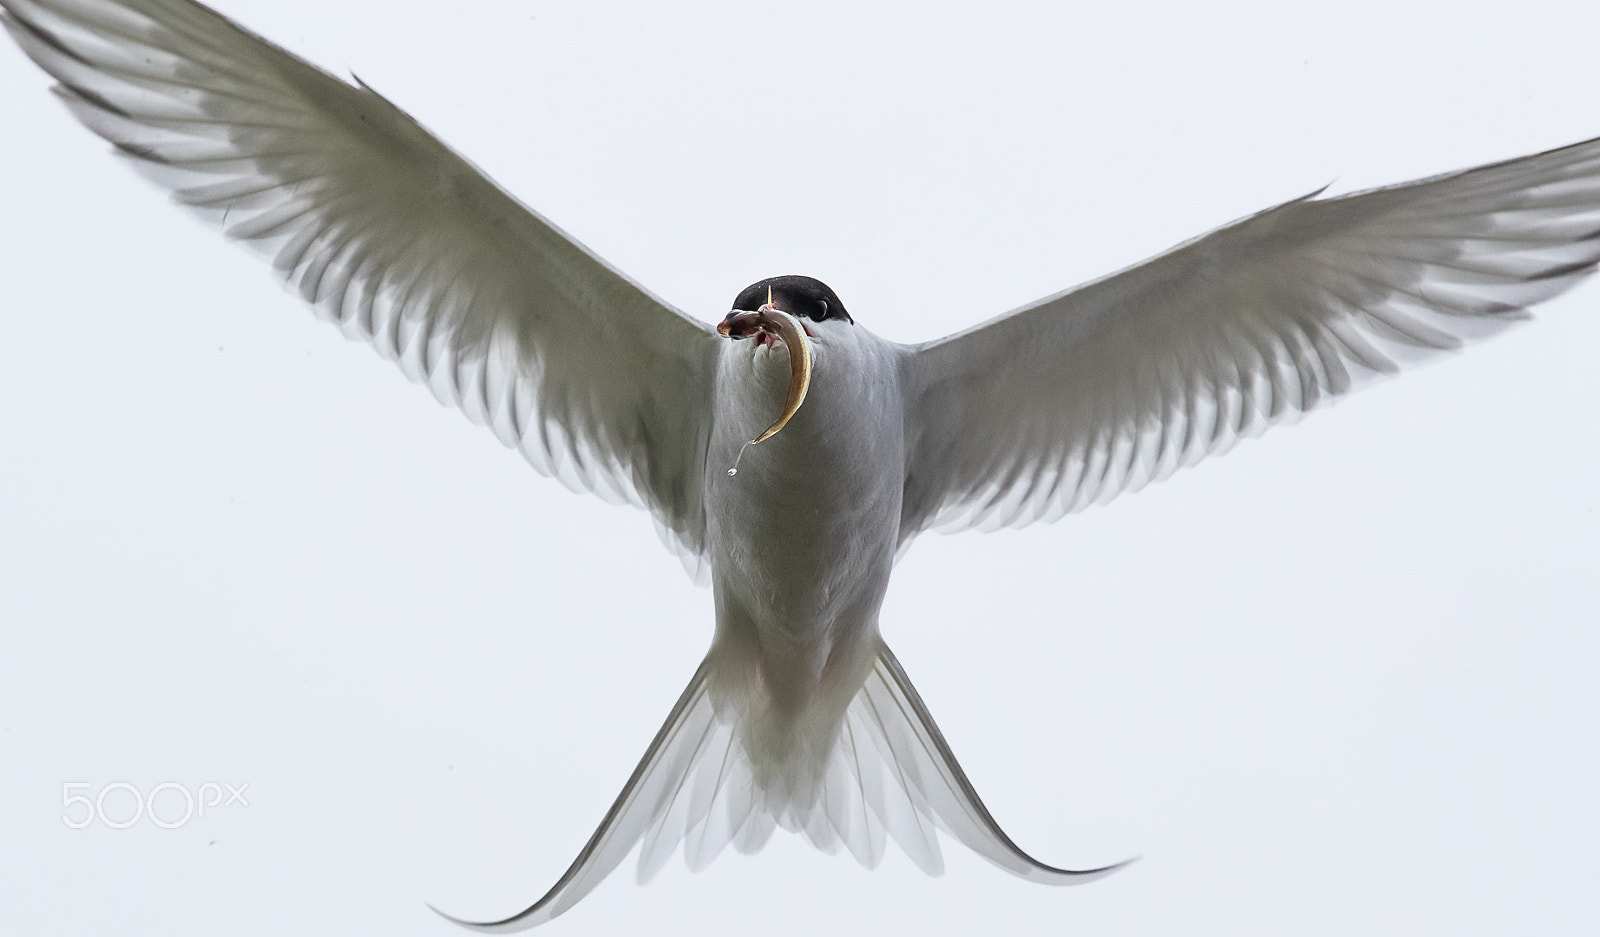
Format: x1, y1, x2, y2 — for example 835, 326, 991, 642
435, 641, 1126, 931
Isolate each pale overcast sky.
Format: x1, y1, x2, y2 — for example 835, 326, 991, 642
2, 1, 1598, 935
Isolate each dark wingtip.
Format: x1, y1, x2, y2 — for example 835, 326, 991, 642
3, 5, 92, 68
51, 82, 132, 119
1524, 256, 1599, 283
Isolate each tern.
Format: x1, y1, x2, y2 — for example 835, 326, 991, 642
5, 0, 1600, 930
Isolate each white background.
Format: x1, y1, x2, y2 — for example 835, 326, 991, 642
2, 1, 1598, 934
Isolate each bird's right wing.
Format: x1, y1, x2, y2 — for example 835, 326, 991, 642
899, 136, 1600, 540
2, 0, 720, 569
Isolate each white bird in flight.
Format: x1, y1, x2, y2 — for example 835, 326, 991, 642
5, 0, 1600, 929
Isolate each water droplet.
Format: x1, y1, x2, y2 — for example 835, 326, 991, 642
725, 438, 755, 478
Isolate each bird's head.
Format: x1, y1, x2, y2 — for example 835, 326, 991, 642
716, 276, 852, 448
717, 275, 853, 346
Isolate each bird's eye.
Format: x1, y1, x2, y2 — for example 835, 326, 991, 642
816, 299, 829, 320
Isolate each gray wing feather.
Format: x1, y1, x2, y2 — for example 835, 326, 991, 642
2, 0, 717, 569
900, 136, 1600, 541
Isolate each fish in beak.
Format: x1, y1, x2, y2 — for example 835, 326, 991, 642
717, 305, 814, 444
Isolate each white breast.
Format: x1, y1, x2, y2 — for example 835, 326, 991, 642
702, 325, 907, 705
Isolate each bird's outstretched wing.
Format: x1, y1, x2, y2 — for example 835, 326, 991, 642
898, 137, 1600, 540
1, 0, 718, 567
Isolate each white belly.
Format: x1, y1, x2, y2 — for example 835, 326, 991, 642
701, 331, 905, 711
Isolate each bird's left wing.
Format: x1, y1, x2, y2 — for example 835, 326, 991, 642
2, 0, 719, 567
899, 136, 1600, 541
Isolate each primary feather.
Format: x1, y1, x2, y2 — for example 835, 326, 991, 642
1, 0, 720, 576
901, 143, 1600, 538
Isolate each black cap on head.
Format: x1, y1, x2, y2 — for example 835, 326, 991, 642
731, 275, 853, 324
